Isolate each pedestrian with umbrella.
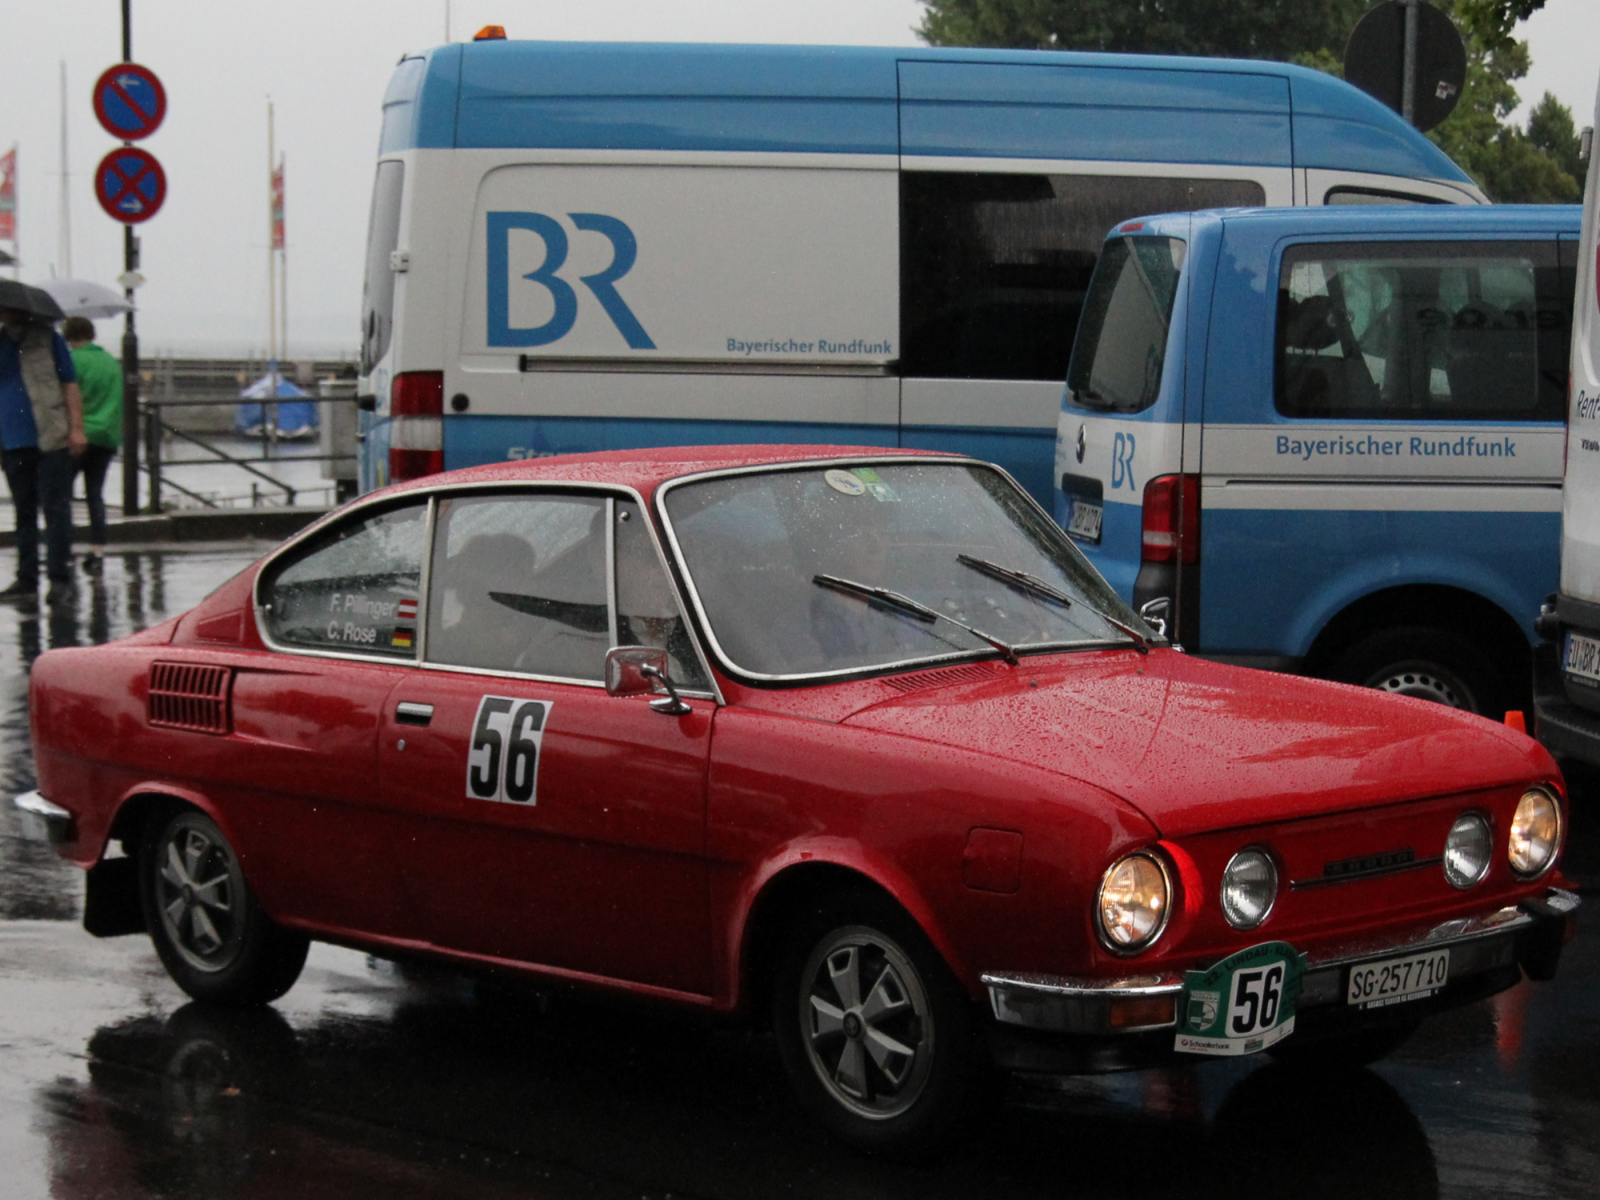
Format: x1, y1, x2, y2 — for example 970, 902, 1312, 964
61, 316, 121, 564
41, 280, 133, 570
0, 279, 88, 605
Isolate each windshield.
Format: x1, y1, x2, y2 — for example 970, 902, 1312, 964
1066, 235, 1186, 413
662, 461, 1156, 680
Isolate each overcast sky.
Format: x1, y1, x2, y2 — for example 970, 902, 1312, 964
0, 1, 1592, 360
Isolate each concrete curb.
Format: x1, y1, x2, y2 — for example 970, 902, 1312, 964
0, 507, 332, 548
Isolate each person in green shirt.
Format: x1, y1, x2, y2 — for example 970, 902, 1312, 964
63, 317, 122, 557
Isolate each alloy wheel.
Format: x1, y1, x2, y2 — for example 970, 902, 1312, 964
798, 926, 934, 1120
155, 819, 247, 973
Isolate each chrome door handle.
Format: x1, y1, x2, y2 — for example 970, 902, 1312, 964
395, 702, 434, 726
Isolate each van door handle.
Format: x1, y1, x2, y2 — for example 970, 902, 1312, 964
395, 702, 434, 726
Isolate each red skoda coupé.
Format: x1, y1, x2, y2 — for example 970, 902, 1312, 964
16, 447, 1577, 1155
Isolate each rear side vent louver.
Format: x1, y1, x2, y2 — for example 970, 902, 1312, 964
148, 662, 233, 734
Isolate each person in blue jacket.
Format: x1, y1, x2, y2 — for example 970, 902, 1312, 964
0, 305, 87, 604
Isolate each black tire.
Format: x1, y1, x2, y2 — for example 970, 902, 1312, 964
1332, 626, 1505, 716
771, 891, 991, 1158
140, 808, 309, 1006
1267, 1017, 1421, 1068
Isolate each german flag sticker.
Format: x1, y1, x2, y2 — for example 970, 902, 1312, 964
392, 628, 414, 649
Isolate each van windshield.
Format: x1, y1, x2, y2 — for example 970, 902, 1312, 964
1067, 236, 1186, 413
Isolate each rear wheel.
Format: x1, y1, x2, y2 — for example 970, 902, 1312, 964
772, 892, 991, 1158
141, 809, 309, 1006
1333, 627, 1504, 716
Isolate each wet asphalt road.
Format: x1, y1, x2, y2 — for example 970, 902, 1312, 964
1, 547, 1598, 1200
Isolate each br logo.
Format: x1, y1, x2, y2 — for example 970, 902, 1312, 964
1111, 431, 1137, 491
487, 212, 654, 349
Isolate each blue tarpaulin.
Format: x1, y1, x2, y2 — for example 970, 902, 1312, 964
236, 362, 319, 437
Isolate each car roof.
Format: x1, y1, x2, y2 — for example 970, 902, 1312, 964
1115, 203, 1583, 242
379, 444, 960, 500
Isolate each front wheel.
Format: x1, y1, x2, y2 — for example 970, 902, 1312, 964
141, 809, 309, 1006
772, 894, 991, 1157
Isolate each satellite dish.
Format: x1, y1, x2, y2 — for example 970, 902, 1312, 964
1344, 0, 1466, 132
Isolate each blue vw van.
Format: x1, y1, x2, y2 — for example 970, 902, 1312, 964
1056, 204, 1580, 715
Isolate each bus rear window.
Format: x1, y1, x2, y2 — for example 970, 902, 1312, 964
360, 161, 405, 375
1066, 236, 1186, 413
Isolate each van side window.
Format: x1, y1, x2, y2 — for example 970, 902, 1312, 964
1276, 241, 1567, 421
900, 173, 1264, 383
1325, 187, 1447, 206
426, 494, 609, 679
259, 502, 426, 658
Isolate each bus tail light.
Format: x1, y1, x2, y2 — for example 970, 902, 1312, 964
389, 371, 444, 482
1141, 474, 1200, 564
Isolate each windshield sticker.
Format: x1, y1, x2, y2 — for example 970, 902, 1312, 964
466, 695, 551, 805
851, 467, 900, 503
825, 469, 866, 496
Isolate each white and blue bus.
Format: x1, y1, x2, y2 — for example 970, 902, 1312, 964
356, 36, 1487, 501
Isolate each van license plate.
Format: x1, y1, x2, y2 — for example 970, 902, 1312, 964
1564, 632, 1600, 685
1066, 498, 1103, 543
1346, 948, 1449, 1009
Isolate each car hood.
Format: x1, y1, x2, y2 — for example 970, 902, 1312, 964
840, 650, 1547, 837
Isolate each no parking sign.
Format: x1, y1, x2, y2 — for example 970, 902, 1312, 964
92, 63, 167, 141
95, 146, 166, 224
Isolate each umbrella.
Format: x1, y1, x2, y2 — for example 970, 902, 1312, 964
36, 277, 133, 319
0, 278, 65, 321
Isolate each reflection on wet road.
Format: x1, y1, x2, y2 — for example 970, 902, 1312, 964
0, 547, 1595, 1199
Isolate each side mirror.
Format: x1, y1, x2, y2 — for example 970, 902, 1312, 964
605, 646, 691, 715
1136, 596, 1170, 640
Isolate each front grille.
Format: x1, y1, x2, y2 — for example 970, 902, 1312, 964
148, 662, 233, 734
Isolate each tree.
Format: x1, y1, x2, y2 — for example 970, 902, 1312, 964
917, 0, 1581, 202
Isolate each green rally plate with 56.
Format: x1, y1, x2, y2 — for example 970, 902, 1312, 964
1175, 941, 1306, 1057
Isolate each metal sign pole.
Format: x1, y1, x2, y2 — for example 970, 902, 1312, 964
1401, 0, 1419, 126
118, 0, 142, 515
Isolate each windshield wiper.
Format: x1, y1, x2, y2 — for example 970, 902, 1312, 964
957, 554, 1076, 610
957, 554, 1154, 655
813, 573, 1019, 666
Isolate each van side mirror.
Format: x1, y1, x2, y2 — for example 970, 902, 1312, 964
605, 646, 691, 715
1137, 597, 1170, 639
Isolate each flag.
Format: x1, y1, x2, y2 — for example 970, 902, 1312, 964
270, 157, 284, 250
0, 147, 16, 244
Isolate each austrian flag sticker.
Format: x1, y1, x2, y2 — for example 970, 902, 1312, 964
397, 598, 419, 621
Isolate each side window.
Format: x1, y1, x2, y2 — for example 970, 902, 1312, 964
259, 502, 425, 657
614, 501, 710, 690
1325, 187, 1447, 206
360, 160, 405, 374
900, 173, 1265, 382
1276, 241, 1565, 421
427, 493, 608, 679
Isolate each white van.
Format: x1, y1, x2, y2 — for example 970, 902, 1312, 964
356, 37, 1487, 502
1533, 73, 1600, 761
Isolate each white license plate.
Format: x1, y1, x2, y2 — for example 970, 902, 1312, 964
1346, 947, 1450, 1009
1564, 632, 1600, 685
1066, 498, 1103, 542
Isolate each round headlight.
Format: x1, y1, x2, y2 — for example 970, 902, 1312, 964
1221, 848, 1278, 930
1097, 852, 1171, 953
1444, 813, 1492, 889
1509, 788, 1561, 877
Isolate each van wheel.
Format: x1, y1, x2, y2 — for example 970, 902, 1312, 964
141, 809, 309, 1007
772, 893, 991, 1158
1332, 627, 1502, 716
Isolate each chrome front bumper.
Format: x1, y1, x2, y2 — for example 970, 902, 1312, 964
983, 888, 1581, 1035
12, 790, 73, 845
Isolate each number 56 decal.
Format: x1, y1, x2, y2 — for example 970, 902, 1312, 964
466, 695, 551, 804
